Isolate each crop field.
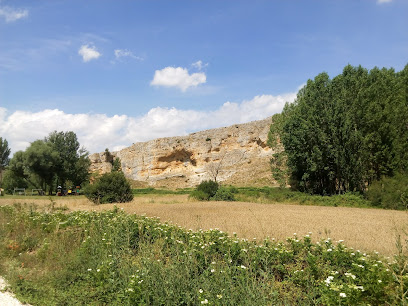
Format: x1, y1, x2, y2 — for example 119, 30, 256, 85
0, 203, 407, 305
0, 194, 406, 256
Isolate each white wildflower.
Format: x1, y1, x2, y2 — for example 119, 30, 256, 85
345, 272, 356, 279
325, 276, 334, 285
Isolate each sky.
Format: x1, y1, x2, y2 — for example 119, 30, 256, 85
0, 0, 407, 154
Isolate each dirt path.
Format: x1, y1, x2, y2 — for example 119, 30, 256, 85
0, 276, 29, 306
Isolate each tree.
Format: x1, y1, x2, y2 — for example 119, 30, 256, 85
2, 131, 91, 194
46, 131, 90, 188
0, 137, 11, 186
84, 171, 133, 204
268, 64, 408, 195
24, 140, 59, 194
5, 151, 39, 191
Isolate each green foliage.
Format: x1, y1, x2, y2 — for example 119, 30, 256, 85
190, 182, 236, 201
366, 173, 408, 210
132, 187, 191, 195
0, 137, 10, 173
236, 187, 371, 208
212, 186, 236, 201
5, 131, 90, 194
24, 140, 59, 193
268, 64, 408, 195
84, 171, 133, 204
197, 180, 219, 197
112, 157, 121, 172
0, 205, 404, 305
189, 189, 210, 201
46, 131, 91, 187
2, 169, 28, 194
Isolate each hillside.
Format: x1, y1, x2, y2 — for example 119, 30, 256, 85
89, 117, 278, 188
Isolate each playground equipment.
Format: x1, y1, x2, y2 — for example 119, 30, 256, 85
57, 185, 81, 196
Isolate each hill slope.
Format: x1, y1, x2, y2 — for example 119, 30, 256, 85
89, 117, 278, 188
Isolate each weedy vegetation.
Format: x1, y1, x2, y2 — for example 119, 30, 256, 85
189, 180, 237, 202
0, 204, 407, 305
84, 171, 133, 204
234, 187, 372, 208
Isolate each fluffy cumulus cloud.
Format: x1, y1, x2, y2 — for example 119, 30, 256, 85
0, 92, 296, 155
0, 6, 28, 22
78, 44, 101, 62
151, 66, 206, 92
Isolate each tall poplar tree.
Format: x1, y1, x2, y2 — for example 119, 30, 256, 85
269, 64, 408, 195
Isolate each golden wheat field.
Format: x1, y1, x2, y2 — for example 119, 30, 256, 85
1, 195, 407, 256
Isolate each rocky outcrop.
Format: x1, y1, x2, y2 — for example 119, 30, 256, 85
89, 117, 278, 188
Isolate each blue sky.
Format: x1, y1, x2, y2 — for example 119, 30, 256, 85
0, 0, 407, 153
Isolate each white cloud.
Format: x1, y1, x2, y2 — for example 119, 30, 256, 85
78, 44, 101, 62
377, 0, 392, 3
0, 6, 28, 22
151, 66, 206, 92
192, 60, 208, 70
114, 49, 143, 61
0, 91, 296, 155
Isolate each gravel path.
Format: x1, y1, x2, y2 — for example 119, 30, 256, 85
0, 277, 28, 306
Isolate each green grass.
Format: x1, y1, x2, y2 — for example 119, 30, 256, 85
234, 187, 372, 208
0, 204, 406, 305
0, 185, 379, 209
132, 187, 192, 195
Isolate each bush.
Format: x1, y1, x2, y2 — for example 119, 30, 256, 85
190, 181, 237, 201
189, 190, 210, 201
84, 171, 133, 204
366, 173, 408, 210
212, 186, 236, 201
196, 180, 219, 198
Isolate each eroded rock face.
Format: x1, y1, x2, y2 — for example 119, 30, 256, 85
89, 117, 277, 188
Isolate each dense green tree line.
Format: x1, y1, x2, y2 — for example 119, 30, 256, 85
0, 137, 11, 187
268, 64, 408, 195
2, 131, 90, 194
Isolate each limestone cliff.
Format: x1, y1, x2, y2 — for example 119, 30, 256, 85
89, 117, 277, 188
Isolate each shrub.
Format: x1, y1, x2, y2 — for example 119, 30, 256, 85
189, 190, 210, 201
84, 171, 133, 204
190, 181, 237, 201
212, 186, 235, 201
366, 173, 408, 210
196, 180, 219, 198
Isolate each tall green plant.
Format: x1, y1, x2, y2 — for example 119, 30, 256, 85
85, 171, 133, 204
268, 64, 408, 195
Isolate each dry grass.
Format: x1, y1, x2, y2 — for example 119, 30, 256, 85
1, 195, 407, 256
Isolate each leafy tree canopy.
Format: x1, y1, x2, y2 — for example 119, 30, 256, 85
268, 64, 408, 195
3, 131, 90, 194
0, 137, 10, 170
